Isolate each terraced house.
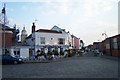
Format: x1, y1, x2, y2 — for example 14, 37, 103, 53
1, 22, 81, 58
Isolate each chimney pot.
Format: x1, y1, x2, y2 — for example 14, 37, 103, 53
32, 22, 36, 33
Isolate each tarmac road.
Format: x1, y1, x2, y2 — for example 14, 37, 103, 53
2, 52, 119, 78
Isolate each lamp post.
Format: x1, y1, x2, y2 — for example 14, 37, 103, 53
102, 32, 108, 40
2, 3, 6, 55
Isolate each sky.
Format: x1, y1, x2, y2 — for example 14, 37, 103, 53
0, 0, 119, 46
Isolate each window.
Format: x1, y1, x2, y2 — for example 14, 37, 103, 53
118, 41, 120, 50
106, 44, 110, 49
13, 48, 20, 57
113, 42, 118, 49
113, 38, 117, 42
40, 37, 45, 44
58, 38, 65, 45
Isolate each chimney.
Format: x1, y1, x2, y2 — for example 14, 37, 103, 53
32, 22, 36, 33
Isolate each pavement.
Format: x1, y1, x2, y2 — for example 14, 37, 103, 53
23, 51, 119, 63
23, 56, 80, 64
82, 51, 119, 61
100, 55, 119, 61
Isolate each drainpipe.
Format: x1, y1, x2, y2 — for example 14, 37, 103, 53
109, 38, 112, 56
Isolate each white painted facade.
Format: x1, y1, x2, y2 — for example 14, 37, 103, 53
35, 32, 68, 46
51, 26, 72, 49
26, 32, 69, 47
26, 30, 70, 56
10, 46, 31, 58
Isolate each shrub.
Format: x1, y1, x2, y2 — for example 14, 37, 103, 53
47, 51, 53, 55
53, 50, 59, 56
37, 53, 41, 56
60, 50, 64, 55
37, 52, 45, 56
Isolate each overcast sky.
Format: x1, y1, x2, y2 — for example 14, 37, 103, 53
0, 0, 119, 46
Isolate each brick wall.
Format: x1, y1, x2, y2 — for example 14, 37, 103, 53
2, 32, 14, 46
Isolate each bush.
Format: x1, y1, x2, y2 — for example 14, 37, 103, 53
37, 53, 41, 56
67, 49, 75, 57
47, 51, 53, 55
60, 50, 64, 55
37, 52, 45, 56
53, 50, 59, 56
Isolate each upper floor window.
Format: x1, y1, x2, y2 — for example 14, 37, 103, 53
106, 44, 110, 49
58, 38, 65, 45
40, 37, 45, 44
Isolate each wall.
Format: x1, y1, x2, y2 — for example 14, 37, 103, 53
20, 48, 29, 58
35, 32, 68, 46
1, 31, 14, 46
110, 34, 120, 56
92, 34, 120, 57
10, 46, 30, 58
73, 37, 80, 49
26, 33, 35, 46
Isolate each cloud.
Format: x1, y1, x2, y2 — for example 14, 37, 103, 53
72, 0, 118, 25
81, 0, 117, 19
59, 0, 70, 15
2, 0, 118, 46
32, 0, 72, 15
83, 0, 101, 17
101, 1, 113, 12
8, 18, 21, 28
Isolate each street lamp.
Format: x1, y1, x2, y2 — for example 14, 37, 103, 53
33, 19, 37, 57
102, 32, 108, 40
2, 3, 6, 55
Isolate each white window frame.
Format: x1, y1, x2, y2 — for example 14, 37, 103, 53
40, 37, 45, 44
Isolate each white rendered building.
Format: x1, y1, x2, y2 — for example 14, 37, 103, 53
26, 23, 69, 56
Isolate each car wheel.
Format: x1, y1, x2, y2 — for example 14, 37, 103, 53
14, 61, 18, 64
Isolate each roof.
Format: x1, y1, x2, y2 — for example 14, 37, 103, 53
71, 35, 80, 39
0, 24, 15, 32
15, 42, 29, 46
51, 25, 62, 31
93, 42, 100, 44
26, 29, 62, 39
26, 34, 32, 39
36, 29, 62, 34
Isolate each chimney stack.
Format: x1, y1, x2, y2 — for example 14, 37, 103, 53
32, 22, 36, 33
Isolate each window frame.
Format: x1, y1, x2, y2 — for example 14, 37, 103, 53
58, 38, 65, 45
40, 37, 45, 44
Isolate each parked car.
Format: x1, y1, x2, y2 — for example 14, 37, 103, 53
93, 50, 100, 56
0, 55, 23, 65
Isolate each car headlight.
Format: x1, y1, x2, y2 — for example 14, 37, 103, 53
19, 59, 22, 61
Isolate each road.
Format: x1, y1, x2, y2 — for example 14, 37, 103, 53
2, 51, 119, 78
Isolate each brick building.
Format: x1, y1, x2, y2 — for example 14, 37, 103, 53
0, 24, 16, 47
71, 35, 80, 50
0, 24, 19, 55
88, 34, 120, 57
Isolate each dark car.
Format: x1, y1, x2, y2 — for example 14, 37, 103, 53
0, 55, 23, 64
